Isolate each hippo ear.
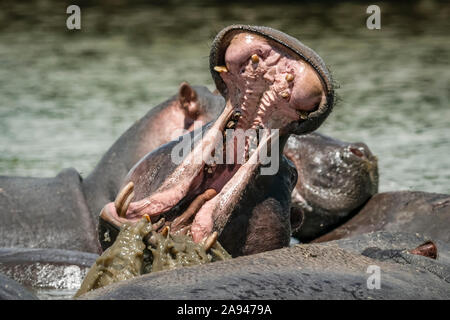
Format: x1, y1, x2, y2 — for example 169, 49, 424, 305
178, 82, 200, 117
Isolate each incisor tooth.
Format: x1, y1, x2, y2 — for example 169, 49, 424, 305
286, 74, 294, 82
251, 54, 259, 63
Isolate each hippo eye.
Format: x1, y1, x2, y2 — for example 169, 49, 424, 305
349, 147, 364, 158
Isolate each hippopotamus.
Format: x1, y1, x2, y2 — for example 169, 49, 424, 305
0, 82, 223, 253
285, 132, 379, 242
315, 191, 450, 243
0, 247, 98, 299
0, 273, 38, 300
79, 231, 450, 300
98, 24, 335, 257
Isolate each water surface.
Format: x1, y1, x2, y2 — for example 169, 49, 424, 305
0, 1, 449, 193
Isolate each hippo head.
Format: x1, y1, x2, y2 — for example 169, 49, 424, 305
286, 133, 379, 241
99, 25, 334, 256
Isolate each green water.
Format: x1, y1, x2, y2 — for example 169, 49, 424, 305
0, 1, 449, 193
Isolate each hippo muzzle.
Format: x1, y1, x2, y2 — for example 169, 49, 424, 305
99, 25, 334, 254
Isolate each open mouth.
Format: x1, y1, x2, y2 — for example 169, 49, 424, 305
99, 25, 333, 251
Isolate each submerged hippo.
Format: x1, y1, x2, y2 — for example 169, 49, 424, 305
0, 247, 98, 299
80, 231, 450, 300
315, 191, 450, 243
0, 83, 223, 253
99, 24, 335, 257
285, 132, 379, 242
0, 273, 38, 300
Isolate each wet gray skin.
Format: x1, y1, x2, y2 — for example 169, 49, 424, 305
0, 273, 38, 300
0, 83, 223, 253
285, 132, 379, 242
98, 25, 334, 257
80, 231, 450, 300
0, 247, 98, 299
315, 191, 450, 243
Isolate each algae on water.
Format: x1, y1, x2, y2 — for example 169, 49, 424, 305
75, 217, 230, 297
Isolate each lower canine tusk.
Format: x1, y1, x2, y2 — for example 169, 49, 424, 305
115, 182, 134, 212
203, 231, 218, 251
171, 189, 217, 231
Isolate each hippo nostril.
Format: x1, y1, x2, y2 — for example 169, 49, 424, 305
349, 147, 364, 158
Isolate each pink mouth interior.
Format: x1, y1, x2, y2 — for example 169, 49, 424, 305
101, 31, 327, 244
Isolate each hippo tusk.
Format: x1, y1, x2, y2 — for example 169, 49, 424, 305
213, 66, 228, 73
119, 191, 134, 218
203, 231, 218, 251
161, 226, 170, 237
115, 182, 134, 214
171, 189, 217, 231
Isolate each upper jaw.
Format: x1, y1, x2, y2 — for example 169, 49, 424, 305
210, 25, 334, 136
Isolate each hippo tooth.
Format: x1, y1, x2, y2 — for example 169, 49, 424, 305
161, 226, 170, 237
251, 54, 259, 63
119, 191, 134, 218
171, 189, 217, 232
203, 231, 218, 251
226, 121, 236, 129
214, 66, 228, 73
286, 74, 294, 82
114, 181, 134, 212
296, 110, 308, 120
280, 91, 290, 99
